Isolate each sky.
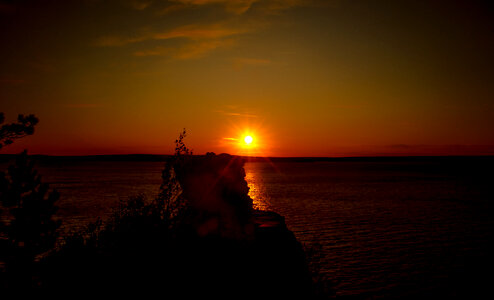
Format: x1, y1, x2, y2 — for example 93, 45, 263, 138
1, 0, 494, 157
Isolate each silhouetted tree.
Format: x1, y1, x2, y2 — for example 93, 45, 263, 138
37, 130, 318, 297
0, 151, 61, 287
0, 113, 39, 149
157, 129, 192, 226
174, 128, 192, 156
0, 113, 59, 288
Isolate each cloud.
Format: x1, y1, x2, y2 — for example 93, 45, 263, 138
129, 0, 153, 10
152, 23, 246, 40
159, 3, 187, 15
99, 22, 246, 59
95, 35, 148, 47
97, 22, 246, 47
214, 109, 259, 118
166, 0, 258, 14
95, 0, 320, 58
257, 0, 306, 13
163, 0, 317, 15
174, 38, 235, 59
133, 37, 235, 59
134, 46, 172, 57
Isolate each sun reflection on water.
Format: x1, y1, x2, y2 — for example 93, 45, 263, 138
244, 164, 271, 211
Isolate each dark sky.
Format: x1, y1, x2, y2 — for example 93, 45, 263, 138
1, 0, 494, 156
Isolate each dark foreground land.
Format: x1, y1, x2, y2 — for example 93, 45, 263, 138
41, 210, 313, 297
5, 154, 491, 297
1, 153, 323, 297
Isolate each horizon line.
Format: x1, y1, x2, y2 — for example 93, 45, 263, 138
1, 153, 494, 161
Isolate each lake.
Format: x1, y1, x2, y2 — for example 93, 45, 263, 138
1, 156, 493, 298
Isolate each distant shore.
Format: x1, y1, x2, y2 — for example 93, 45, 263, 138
1, 153, 494, 163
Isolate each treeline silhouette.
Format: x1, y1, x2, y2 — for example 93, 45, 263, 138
0, 113, 60, 289
0, 118, 331, 297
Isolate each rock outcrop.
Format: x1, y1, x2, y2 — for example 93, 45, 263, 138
169, 153, 313, 297
39, 153, 315, 297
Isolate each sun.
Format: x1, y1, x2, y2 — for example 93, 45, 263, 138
221, 122, 270, 156
244, 135, 253, 145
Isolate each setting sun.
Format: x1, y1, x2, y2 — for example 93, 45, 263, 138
244, 136, 253, 145
220, 122, 270, 156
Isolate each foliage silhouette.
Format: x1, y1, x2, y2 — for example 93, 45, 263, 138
0, 112, 58, 288
39, 130, 194, 290
0, 151, 60, 288
156, 129, 191, 225
33, 129, 324, 297
0, 113, 39, 150
174, 128, 192, 156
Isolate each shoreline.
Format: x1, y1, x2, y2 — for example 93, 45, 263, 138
2, 153, 494, 163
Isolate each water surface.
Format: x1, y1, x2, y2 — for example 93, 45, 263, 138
244, 159, 494, 298
2, 157, 493, 297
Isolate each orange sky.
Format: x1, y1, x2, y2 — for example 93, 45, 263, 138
1, 0, 494, 156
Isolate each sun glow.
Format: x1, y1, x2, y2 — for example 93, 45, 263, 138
244, 135, 253, 145
221, 119, 273, 156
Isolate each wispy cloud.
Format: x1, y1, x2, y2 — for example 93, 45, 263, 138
163, 0, 314, 15
134, 37, 235, 59
257, 0, 308, 14
98, 22, 246, 59
95, 35, 148, 47
134, 46, 172, 57
164, 0, 258, 15
174, 38, 235, 59
95, 0, 319, 59
129, 0, 153, 10
214, 109, 258, 118
96, 22, 246, 47
153, 23, 246, 40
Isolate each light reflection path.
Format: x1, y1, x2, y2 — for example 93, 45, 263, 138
244, 162, 272, 211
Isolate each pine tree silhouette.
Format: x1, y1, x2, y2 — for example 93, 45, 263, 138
0, 113, 39, 149
0, 152, 60, 287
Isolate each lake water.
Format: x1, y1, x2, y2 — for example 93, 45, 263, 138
245, 159, 494, 298
2, 157, 493, 298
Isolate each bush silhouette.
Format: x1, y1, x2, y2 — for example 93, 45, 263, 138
0, 151, 60, 288
35, 129, 319, 297
0, 113, 60, 288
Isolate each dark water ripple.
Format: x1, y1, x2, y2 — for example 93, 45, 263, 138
1, 158, 493, 297
244, 160, 494, 298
